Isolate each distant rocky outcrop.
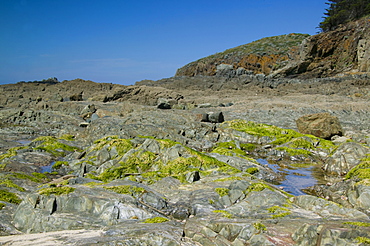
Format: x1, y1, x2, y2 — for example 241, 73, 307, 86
175, 34, 309, 77
175, 16, 370, 80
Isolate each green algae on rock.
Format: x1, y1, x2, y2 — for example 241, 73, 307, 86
215, 187, 230, 197
0, 146, 27, 161
32, 136, 82, 157
213, 210, 233, 219
103, 185, 145, 197
346, 156, 370, 181
0, 189, 22, 204
38, 186, 75, 196
143, 217, 169, 223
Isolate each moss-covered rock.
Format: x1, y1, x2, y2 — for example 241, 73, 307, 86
213, 210, 233, 219
103, 185, 145, 197
143, 217, 169, 223
38, 186, 75, 196
32, 136, 82, 157
345, 155, 370, 181
0, 189, 22, 204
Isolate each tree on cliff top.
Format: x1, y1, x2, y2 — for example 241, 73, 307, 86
320, 0, 370, 32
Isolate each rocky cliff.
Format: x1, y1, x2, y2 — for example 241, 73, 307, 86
176, 16, 370, 79
175, 34, 309, 77
278, 16, 370, 78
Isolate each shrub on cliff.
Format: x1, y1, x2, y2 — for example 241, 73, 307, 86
320, 0, 370, 32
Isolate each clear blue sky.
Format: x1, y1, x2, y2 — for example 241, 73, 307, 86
0, 0, 327, 85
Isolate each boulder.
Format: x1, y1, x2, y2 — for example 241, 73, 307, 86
208, 112, 224, 123
69, 92, 83, 101
296, 113, 343, 139
323, 142, 370, 175
157, 98, 176, 109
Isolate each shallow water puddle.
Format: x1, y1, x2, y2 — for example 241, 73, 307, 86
257, 158, 323, 196
40, 161, 55, 173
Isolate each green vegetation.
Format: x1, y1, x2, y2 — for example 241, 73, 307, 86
320, 0, 370, 32
38, 186, 75, 196
82, 182, 104, 187
11, 172, 46, 183
32, 172, 48, 181
186, 34, 309, 65
88, 137, 240, 184
213, 210, 233, 219
222, 120, 335, 155
53, 161, 69, 169
0, 178, 25, 192
212, 141, 258, 163
0, 147, 27, 161
215, 188, 230, 197
143, 217, 169, 223
32, 136, 82, 157
0, 202, 5, 210
245, 182, 273, 194
345, 156, 370, 181
246, 167, 259, 175
253, 222, 267, 232
267, 205, 291, 219
343, 221, 370, 227
356, 236, 370, 244
0, 189, 22, 204
91, 136, 133, 155
0, 172, 46, 192
213, 176, 243, 182
103, 185, 145, 197
290, 163, 313, 168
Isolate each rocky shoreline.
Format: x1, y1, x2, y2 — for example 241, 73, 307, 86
0, 75, 370, 245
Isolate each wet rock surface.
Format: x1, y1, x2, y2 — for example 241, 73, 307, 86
1, 77, 370, 245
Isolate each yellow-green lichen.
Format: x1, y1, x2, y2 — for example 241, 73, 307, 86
355, 179, 370, 186
89, 137, 240, 184
253, 222, 267, 232
246, 167, 259, 175
156, 138, 180, 149
211, 141, 258, 163
0, 147, 27, 161
143, 217, 169, 223
0, 178, 25, 192
356, 237, 370, 244
222, 119, 335, 152
82, 182, 104, 187
53, 161, 69, 169
38, 186, 75, 196
213, 176, 243, 182
267, 205, 291, 219
11, 172, 46, 183
103, 185, 145, 197
345, 157, 370, 181
215, 187, 229, 197
343, 221, 370, 227
213, 210, 233, 219
245, 182, 273, 194
0, 189, 22, 204
91, 136, 133, 156
32, 136, 82, 157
